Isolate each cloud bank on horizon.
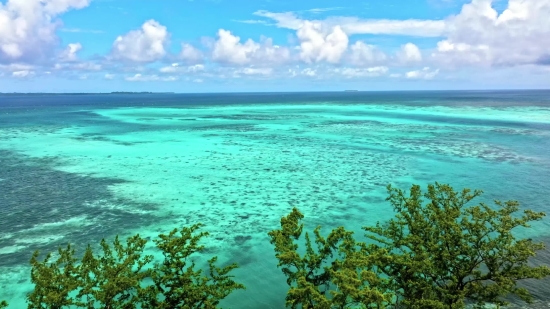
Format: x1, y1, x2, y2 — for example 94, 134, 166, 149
0, 0, 549, 92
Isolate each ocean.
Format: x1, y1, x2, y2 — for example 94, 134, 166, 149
1, 91, 549, 308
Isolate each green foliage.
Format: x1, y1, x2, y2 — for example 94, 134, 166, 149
28, 245, 80, 309
0, 300, 8, 309
268, 207, 391, 308
76, 235, 153, 308
142, 224, 245, 309
364, 183, 550, 309
28, 235, 152, 309
27, 224, 244, 309
20, 182, 550, 309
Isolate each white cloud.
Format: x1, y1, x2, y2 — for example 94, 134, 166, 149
180, 43, 204, 64
54, 61, 101, 71
336, 66, 389, 78
301, 68, 316, 76
12, 70, 34, 78
126, 74, 155, 81
159, 63, 179, 73
104, 73, 115, 80
336, 18, 447, 37
125, 73, 177, 82
397, 43, 422, 63
1, 0, 547, 82
233, 67, 273, 76
348, 41, 387, 66
255, 10, 447, 37
254, 11, 303, 30
0, 63, 34, 72
187, 64, 205, 72
406, 67, 440, 79
304, 7, 345, 13
432, 0, 550, 67
297, 22, 349, 64
163, 76, 178, 81
0, 0, 90, 63
59, 43, 82, 62
232, 19, 269, 24
257, 1, 550, 68
111, 20, 169, 62
60, 28, 103, 34
211, 29, 290, 65
159, 63, 205, 74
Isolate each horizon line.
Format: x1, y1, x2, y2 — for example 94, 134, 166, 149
1, 89, 550, 95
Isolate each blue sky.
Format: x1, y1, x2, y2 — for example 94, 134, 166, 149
0, 0, 549, 92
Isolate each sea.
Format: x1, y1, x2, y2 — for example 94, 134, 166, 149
0, 91, 549, 308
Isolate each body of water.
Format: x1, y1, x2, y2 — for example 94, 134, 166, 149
1, 91, 549, 308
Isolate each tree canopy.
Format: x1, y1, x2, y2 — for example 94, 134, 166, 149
268, 207, 391, 308
363, 183, 550, 308
6, 182, 549, 308
27, 225, 244, 309
269, 183, 550, 309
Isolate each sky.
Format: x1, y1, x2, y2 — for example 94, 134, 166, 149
0, 0, 549, 92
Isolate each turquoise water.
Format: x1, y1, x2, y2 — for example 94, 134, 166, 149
1, 91, 549, 308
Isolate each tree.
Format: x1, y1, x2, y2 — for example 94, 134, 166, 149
76, 235, 153, 308
0, 300, 8, 309
27, 224, 244, 309
28, 235, 152, 309
28, 244, 81, 309
363, 183, 550, 308
142, 224, 245, 309
269, 208, 391, 309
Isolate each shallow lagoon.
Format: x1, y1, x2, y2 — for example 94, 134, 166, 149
1, 91, 550, 308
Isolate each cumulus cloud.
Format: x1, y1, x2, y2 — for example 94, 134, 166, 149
397, 43, 422, 63
180, 43, 204, 64
257, 1, 550, 68
348, 41, 388, 66
406, 67, 440, 79
111, 20, 169, 62
0, 0, 90, 63
59, 43, 82, 62
297, 22, 349, 64
2, 0, 547, 82
211, 29, 290, 65
432, 0, 550, 67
